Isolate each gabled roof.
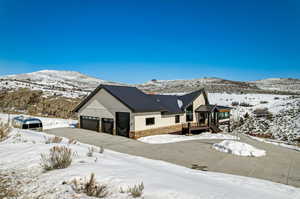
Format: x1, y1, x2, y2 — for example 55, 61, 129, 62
178, 89, 209, 109
74, 85, 166, 113
74, 84, 208, 114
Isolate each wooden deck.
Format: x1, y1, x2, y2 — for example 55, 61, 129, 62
182, 123, 210, 134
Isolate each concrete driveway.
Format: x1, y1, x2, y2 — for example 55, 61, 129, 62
45, 127, 300, 187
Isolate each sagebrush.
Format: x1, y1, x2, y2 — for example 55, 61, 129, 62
45, 136, 63, 144
87, 146, 104, 157
0, 123, 10, 141
0, 172, 20, 198
71, 173, 109, 198
126, 182, 144, 198
40, 146, 73, 171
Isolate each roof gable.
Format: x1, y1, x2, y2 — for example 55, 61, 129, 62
178, 89, 209, 109
74, 84, 208, 114
74, 85, 166, 113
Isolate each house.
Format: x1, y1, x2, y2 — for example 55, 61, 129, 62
73, 84, 231, 139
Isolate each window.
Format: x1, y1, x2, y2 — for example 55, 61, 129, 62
28, 123, 42, 129
186, 104, 194, 122
146, 117, 155, 125
175, 115, 180, 123
218, 112, 230, 120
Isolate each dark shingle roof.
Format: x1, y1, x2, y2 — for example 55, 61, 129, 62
74, 85, 166, 113
178, 89, 209, 109
149, 95, 184, 114
74, 84, 209, 114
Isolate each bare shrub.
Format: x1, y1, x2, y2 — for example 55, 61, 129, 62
68, 138, 77, 144
126, 182, 144, 198
40, 146, 73, 171
260, 101, 269, 104
0, 123, 10, 141
87, 146, 104, 157
99, 146, 104, 154
253, 108, 273, 119
231, 101, 239, 106
45, 136, 63, 144
0, 172, 20, 198
239, 102, 253, 107
244, 112, 250, 119
87, 147, 95, 157
71, 173, 109, 198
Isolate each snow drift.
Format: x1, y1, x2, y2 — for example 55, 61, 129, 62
213, 140, 266, 157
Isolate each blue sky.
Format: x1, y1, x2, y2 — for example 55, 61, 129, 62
0, 0, 299, 83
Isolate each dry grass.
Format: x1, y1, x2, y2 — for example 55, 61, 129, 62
87, 146, 104, 157
68, 138, 77, 144
0, 88, 80, 119
40, 146, 73, 171
0, 123, 10, 141
0, 172, 20, 198
122, 182, 144, 198
99, 146, 104, 154
71, 173, 109, 198
87, 146, 95, 157
45, 136, 63, 144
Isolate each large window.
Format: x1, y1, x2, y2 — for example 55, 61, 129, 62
186, 104, 193, 122
175, 115, 180, 123
146, 117, 155, 125
218, 112, 230, 120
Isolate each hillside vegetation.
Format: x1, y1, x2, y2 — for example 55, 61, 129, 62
0, 88, 81, 118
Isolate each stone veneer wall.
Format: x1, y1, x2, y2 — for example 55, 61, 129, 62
129, 124, 183, 139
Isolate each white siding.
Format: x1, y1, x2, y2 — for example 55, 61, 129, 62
78, 89, 134, 131
133, 112, 184, 131
191, 93, 206, 122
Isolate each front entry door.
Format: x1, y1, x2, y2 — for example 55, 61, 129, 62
101, 118, 114, 134
116, 112, 130, 137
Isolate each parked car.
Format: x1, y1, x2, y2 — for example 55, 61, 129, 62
12, 116, 43, 131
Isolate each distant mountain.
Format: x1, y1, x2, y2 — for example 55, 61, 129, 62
136, 77, 260, 94
0, 70, 122, 98
0, 70, 299, 98
250, 78, 300, 93
1, 70, 113, 90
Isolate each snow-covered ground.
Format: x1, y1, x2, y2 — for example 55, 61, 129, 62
138, 133, 239, 144
0, 113, 77, 130
1, 129, 299, 199
208, 92, 292, 115
208, 93, 300, 144
213, 140, 266, 157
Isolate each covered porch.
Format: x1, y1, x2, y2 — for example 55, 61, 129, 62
182, 105, 231, 134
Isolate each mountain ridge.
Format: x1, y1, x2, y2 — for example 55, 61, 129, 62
1, 70, 300, 97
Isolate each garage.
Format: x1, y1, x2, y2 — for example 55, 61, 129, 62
80, 116, 100, 132
101, 118, 114, 134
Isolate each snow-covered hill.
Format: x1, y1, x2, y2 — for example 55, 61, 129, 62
137, 77, 260, 93
2, 70, 106, 90
0, 70, 121, 98
1, 70, 299, 98
251, 78, 300, 93
138, 77, 300, 94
